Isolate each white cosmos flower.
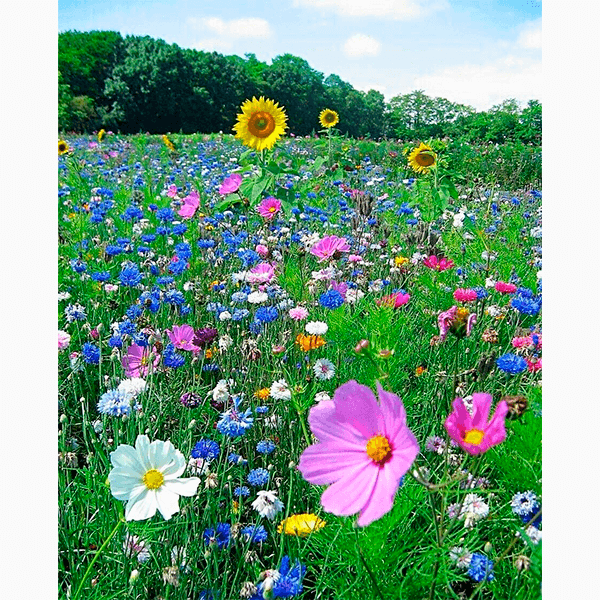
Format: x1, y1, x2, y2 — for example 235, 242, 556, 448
305, 321, 328, 336
108, 435, 200, 521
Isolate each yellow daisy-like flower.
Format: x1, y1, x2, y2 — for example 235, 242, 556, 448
58, 140, 69, 155
98, 129, 106, 142
408, 142, 437, 174
394, 255, 409, 266
162, 134, 175, 152
233, 96, 287, 151
278, 513, 326, 537
319, 108, 339, 129
254, 388, 271, 400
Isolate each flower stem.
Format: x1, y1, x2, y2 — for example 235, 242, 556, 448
354, 528, 385, 600
73, 518, 124, 600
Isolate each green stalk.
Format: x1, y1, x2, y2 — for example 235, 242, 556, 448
354, 528, 385, 600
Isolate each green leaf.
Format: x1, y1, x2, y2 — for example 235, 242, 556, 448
312, 155, 326, 172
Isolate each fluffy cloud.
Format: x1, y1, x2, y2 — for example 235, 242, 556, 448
517, 18, 542, 49
412, 55, 542, 110
293, 0, 448, 20
189, 16, 272, 39
343, 34, 381, 58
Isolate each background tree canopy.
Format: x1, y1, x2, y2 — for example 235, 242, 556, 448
58, 30, 541, 144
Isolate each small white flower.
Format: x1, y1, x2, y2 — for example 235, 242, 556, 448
525, 526, 542, 545
314, 391, 331, 403
117, 377, 147, 400
313, 358, 336, 381
187, 457, 209, 476
449, 547, 472, 569
108, 435, 200, 521
251, 490, 284, 520
345, 289, 365, 304
247, 291, 269, 304
218, 311, 232, 321
218, 334, 233, 351
212, 379, 232, 404
270, 379, 291, 400
305, 321, 328, 336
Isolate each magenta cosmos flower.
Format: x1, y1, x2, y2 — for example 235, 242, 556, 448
298, 380, 419, 527
246, 262, 275, 284
423, 255, 454, 271
453, 288, 478, 303
257, 197, 282, 220
495, 281, 517, 294
309, 235, 350, 262
376, 291, 410, 308
165, 324, 197, 351
219, 173, 242, 195
438, 306, 476, 341
444, 393, 508, 455
178, 190, 200, 219
122, 344, 161, 378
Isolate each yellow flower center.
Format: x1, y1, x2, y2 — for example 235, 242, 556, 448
248, 111, 276, 138
456, 307, 470, 322
366, 434, 392, 463
140, 356, 148, 366
463, 429, 485, 445
269, 206, 276, 213
143, 468, 164, 489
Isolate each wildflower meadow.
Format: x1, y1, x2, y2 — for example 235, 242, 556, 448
58, 100, 542, 600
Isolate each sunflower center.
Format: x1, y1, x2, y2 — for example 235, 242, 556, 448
463, 429, 484, 445
248, 112, 276, 138
143, 468, 164, 489
415, 152, 435, 167
325, 113, 335, 123
366, 434, 392, 463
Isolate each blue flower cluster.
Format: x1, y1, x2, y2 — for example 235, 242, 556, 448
468, 554, 494, 582
319, 289, 344, 309
496, 353, 528, 375
192, 439, 220, 460
247, 468, 270, 487
203, 523, 230, 549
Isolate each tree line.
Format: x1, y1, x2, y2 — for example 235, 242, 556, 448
59, 30, 541, 144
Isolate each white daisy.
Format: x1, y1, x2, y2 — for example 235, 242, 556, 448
251, 490, 284, 520
270, 379, 291, 401
305, 321, 328, 336
108, 435, 200, 521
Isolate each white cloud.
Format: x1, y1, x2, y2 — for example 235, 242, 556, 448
343, 34, 381, 57
293, 0, 448, 20
517, 18, 542, 49
412, 55, 542, 110
188, 16, 272, 39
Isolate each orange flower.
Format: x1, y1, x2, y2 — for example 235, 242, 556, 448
415, 366, 427, 377
295, 333, 326, 352
254, 388, 271, 400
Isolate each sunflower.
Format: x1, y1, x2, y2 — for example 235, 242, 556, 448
319, 108, 339, 129
233, 96, 287, 151
58, 140, 69, 155
408, 142, 437, 173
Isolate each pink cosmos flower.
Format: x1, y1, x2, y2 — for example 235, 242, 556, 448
438, 306, 477, 341
495, 281, 517, 294
289, 307, 309, 321
58, 330, 71, 350
310, 235, 351, 262
444, 393, 508, 455
376, 291, 411, 308
423, 255, 454, 271
512, 334, 542, 350
122, 344, 161, 378
526, 357, 542, 372
348, 254, 363, 263
255, 244, 269, 257
257, 197, 282, 220
298, 380, 419, 527
219, 173, 242, 195
453, 288, 478, 303
166, 325, 197, 352
166, 184, 179, 198
178, 190, 200, 219
246, 262, 275, 284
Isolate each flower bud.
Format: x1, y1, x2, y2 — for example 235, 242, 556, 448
354, 339, 369, 354
484, 542, 493, 553
129, 569, 140, 584
60, 414, 68, 423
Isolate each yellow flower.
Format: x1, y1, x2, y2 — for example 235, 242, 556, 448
408, 142, 437, 174
233, 96, 287, 151
58, 140, 69, 155
278, 513, 326, 537
394, 255, 409, 266
98, 129, 106, 142
254, 388, 271, 400
319, 109, 339, 129
162, 134, 175, 152
415, 366, 427, 377
295, 333, 326, 352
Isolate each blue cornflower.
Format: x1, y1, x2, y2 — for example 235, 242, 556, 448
231, 291, 248, 303
156, 225, 171, 236
156, 276, 175, 285
406, 218, 418, 225
511, 491, 538, 516
127, 304, 143, 320
141, 234, 157, 243
97, 389, 137, 416
198, 239, 216, 249
249, 320, 263, 335
105, 244, 124, 256
164, 290, 185, 305
255, 306, 279, 323
256, 440, 276, 455
234, 486, 250, 498
496, 353, 528, 375
108, 335, 123, 348
232, 308, 250, 321
203, 523, 231, 549
70, 259, 87, 273
271, 556, 306, 597
156, 207, 175, 222
511, 294, 542, 316
468, 554, 494, 582
163, 343, 185, 368
241, 524, 268, 544
319, 289, 344, 309
472, 287, 488, 300
119, 263, 142, 287
91, 271, 111, 282
132, 332, 148, 347
121, 206, 143, 222
217, 396, 254, 438
118, 320, 137, 336
168, 259, 188, 276
81, 343, 100, 364
255, 406, 269, 414
174, 242, 192, 259
247, 468, 270, 487
192, 439, 220, 460
172, 223, 188, 235
228, 452, 247, 465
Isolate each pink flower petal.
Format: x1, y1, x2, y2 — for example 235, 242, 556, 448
298, 442, 369, 485
470, 393, 493, 430
320, 461, 378, 516
333, 380, 379, 439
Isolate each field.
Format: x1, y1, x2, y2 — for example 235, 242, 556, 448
58, 129, 542, 600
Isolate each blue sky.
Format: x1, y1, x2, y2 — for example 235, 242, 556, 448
58, 0, 541, 110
